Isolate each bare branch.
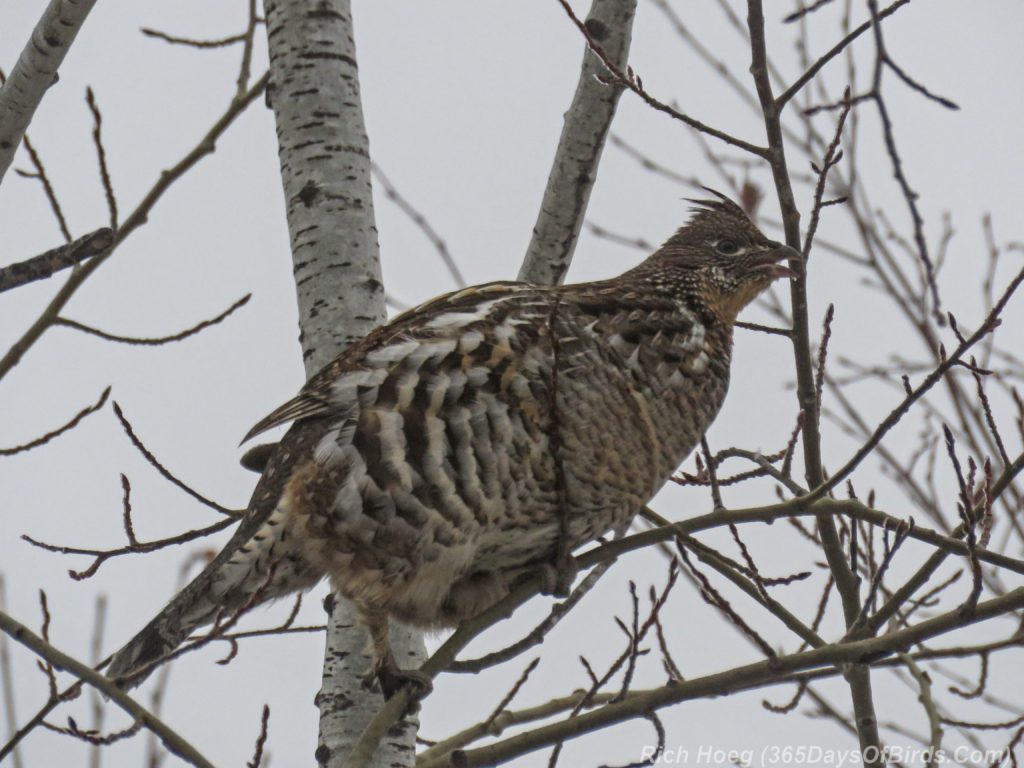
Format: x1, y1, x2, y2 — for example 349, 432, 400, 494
56, 294, 251, 346
553, 0, 768, 157
0, 228, 113, 294
41, 716, 142, 747
420, 587, 1024, 767
141, 28, 251, 48
0, 608, 216, 768
111, 401, 237, 517
372, 163, 465, 288
0, 70, 269, 381
84, 87, 118, 229
810, 264, 1024, 501
0, 386, 109, 456
246, 705, 270, 768
15, 132, 73, 242
22, 515, 234, 582
776, 0, 911, 109
448, 559, 614, 673
235, 0, 260, 98
783, 0, 838, 23
416, 690, 618, 762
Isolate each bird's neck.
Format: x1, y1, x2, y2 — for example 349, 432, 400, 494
618, 257, 737, 332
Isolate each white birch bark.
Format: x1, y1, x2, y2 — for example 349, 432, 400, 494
519, 0, 637, 286
0, 0, 98, 185
261, 1, 425, 765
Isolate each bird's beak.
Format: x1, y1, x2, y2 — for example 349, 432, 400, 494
749, 243, 801, 280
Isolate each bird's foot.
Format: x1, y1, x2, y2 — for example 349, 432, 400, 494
535, 555, 578, 598
377, 665, 433, 703
363, 653, 433, 705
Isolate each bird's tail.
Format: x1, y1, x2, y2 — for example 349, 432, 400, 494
105, 564, 229, 688
106, 504, 321, 689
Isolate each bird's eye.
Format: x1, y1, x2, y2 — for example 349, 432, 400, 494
715, 240, 739, 255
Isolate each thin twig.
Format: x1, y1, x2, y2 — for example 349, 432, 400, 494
140, 28, 250, 48
554, 0, 768, 157
776, 0, 911, 108
42, 717, 142, 746
22, 513, 234, 581
449, 560, 614, 673
700, 437, 724, 511
784, 0, 838, 23
0, 386, 110, 456
481, 659, 541, 732
372, 163, 465, 287
948, 652, 989, 700
18, 136, 72, 242
111, 401, 238, 516
235, 0, 259, 98
56, 294, 251, 347
246, 705, 270, 768
85, 87, 118, 229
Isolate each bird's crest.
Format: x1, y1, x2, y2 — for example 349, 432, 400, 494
664, 186, 763, 247
684, 186, 751, 223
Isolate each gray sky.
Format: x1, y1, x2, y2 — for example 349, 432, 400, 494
3, 1, 1024, 766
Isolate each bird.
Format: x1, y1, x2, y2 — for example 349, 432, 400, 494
106, 190, 797, 698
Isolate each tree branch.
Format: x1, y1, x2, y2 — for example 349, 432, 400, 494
746, 1, 885, 758
0, 71, 269, 381
0, 609, 214, 768
346, 493, 1024, 764
553, 0, 767, 157
0, 228, 113, 294
776, 0, 911, 109
419, 587, 1024, 766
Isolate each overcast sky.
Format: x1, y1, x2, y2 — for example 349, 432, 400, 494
3, 1, 1024, 766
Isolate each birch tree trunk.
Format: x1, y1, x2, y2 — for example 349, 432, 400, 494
261, 1, 424, 765
0, 0, 98, 185
519, 0, 637, 285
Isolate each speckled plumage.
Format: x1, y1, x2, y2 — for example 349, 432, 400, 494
107, 193, 796, 694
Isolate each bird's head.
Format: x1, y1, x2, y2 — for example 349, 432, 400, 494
641, 189, 799, 323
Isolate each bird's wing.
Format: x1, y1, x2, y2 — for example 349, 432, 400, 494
242, 281, 537, 443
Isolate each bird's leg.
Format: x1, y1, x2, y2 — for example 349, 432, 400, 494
554, 551, 578, 596
356, 604, 432, 702
529, 553, 579, 598
375, 648, 433, 704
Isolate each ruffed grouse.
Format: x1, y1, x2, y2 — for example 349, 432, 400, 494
107, 192, 797, 696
